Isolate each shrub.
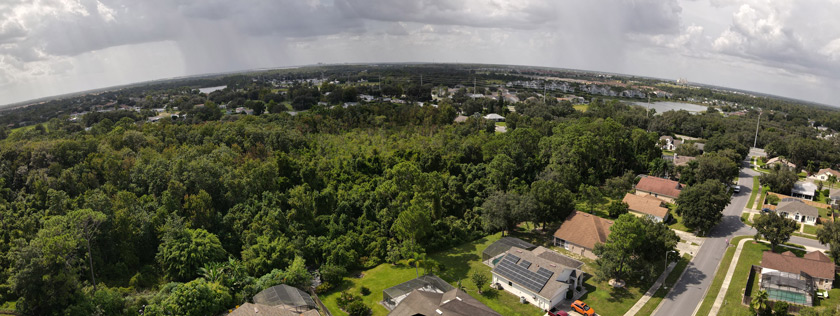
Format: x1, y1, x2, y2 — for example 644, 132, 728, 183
766, 195, 780, 205
345, 301, 372, 316
315, 282, 333, 294
336, 291, 361, 310
360, 286, 371, 296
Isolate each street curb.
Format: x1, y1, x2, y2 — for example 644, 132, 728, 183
650, 256, 693, 316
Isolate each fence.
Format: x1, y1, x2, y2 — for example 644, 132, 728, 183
742, 265, 803, 314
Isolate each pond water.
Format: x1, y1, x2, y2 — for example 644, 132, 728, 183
198, 85, 227, 94
630, 101, 709, 114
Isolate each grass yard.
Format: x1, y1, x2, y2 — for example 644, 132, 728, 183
740, 213, 753, 226
321, 233, 544, 316
695, 236, 749, 316
819, 207, 832, 219
0, 300, 15, 312
573, 104, 589, 112
805, 224, 820, 235
747, 176, 760, 209
757, 185, 769, 208
495, 121, 506, 127
668, 206, 691, 233
577, 274, 653, 316
635, 254, 693, 316
574, 199, 616, 221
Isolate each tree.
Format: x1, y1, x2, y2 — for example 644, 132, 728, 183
145, 279, 232, 316
607, 200, 629, 218
241, 235, 294, 276
156, 226, 227, 281
593, 214, 678, 282
753, 212, 798, 252
828, 174, 837, 190
282, 256, 313, 290
760, 166, 798, 195
530, 179, 574, 229
695, 153, 739, 186
481, 191, 526, 236
471, 271, 489, 294
488, 154, 516, 191
817, 221, 840, 262
675, 180, 731, 236
750, 290, 770, 316
773, 301, 790, 316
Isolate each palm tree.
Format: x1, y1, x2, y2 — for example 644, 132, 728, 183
750, 290, 769, 314
200, 261, 225, 283
828, 174, 837, 190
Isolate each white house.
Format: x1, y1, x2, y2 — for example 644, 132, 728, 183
792, 182, 818, 201
812, 169, 840, 182
776, 198, 819, 226
659, 136, 681, 151
484, 113, 505, 122
491, 246, 583, 311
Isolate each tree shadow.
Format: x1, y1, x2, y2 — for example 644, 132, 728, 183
662, 263, 706, 297
480, 288, 500, 299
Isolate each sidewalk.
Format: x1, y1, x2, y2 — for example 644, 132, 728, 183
708, 238, 752, 316
623, 262, 677, 316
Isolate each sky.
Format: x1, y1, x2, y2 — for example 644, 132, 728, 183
1, 0, 839, 106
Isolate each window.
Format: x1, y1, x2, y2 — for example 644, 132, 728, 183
508, 281, 512, 286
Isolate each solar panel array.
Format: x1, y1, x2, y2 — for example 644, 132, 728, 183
494, 254, 554, 293
519, 259, 532, 269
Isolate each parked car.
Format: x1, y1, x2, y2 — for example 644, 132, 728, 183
548, 308, 569, 316
732, 185, 740, 193
571, 300, 595, 316
762, 208, 771, 213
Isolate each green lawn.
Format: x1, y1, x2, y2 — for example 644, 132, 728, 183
635, 254, 693, 316
495, 121, 506, 127
577, 273, 655, 316
573, 104, 589, 112
321, 233, 544, 316
819, 207, 832, 219
746, 176, 760, 209
695, 236, 749, 316
574, 199, 616, 221
668, 206, 691, 232
0, 300, 15, 311
740, 213, 753, 226
757, 185, 769, 208
804, 224, 820, 235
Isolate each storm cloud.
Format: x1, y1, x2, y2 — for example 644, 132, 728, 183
0, 0, 839, 106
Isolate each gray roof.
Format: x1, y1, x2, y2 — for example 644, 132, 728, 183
388, 288, 501, 316
383, 275, 455, 304
793, 181, 818, 195
253, 285, 317, 310
482, 237, 537, 261
491, 247, 581, 300
777, 199, 819, 218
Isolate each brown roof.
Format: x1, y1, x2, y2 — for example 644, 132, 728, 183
622, 193, 670, 219
553, 211, 613, 250
227, 303, 320, 316
762, 251, 836, 280
804, 251, 832, 262
389, 288, 501, 316
635, 176, 682, 198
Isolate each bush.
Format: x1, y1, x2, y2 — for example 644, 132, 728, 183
773, 301, 789, 316
336, 291, 361, 310
345, 301, 372, 316
766, 195, 780, 205
360, 286, 371, 296
315, 282, 333, 294
319, 263, 347, 285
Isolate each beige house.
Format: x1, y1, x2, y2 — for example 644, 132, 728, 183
622, 193, 670, 222
552, 211, 613, 259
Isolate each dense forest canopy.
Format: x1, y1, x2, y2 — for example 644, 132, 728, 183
1, 65, 839, 315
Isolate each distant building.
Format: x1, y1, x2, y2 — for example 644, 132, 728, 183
775, 198, 819, 225
812, 169, 840, 182
659, 136, 681, 151
484, 113, 505, 122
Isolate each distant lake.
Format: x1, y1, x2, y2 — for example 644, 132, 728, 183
630, 101, 709, 114
199, 85, 227, 94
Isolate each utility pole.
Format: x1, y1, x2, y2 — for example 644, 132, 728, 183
753, 110, 762, 148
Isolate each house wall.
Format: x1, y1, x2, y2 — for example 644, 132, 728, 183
492, 274, 555, 310
634, 190, 676, 204
553, 237, 597, 259
816, 278, 833, 291
781, 212, 818, 226
628, 210, 665, 222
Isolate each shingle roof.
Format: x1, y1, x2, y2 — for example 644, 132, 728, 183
673, 155, 696, 167
635, 176, 682, 198
553, 211, 613, 250
622, 193, 670, 219
805, 251, 832, 262
492, 247, 580, 300
817, 169, 840, 177
776, 199, 819, 218
227, 303, 320, 316
762, 251, 836, 280
388, 288, 501, 316
253, 285, 317, 309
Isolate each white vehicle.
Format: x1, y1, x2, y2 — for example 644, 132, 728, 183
732, 184, 740, 193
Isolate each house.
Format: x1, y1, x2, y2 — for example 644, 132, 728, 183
388, 288, 501, 316
760, 250, 836, 306
553, 211, 613, 259
766, 157, 797, 170
484, 113, 505, 122
235, 107, 255, 115
453, 115, 469, 123
812, 168, 840, 181
635, 176, 683, 203
491, 246, 584, 311
622, 193, 670, 222
775, 198, 819, 225
792, 182, 818, 201
227, 302, 320, 316
672, 154, 696, 167
482, 237, 537, 262
382, 275, 455, 311
253, 284, 319, 313
659, 136, 681, 151
359, 94, 375, 102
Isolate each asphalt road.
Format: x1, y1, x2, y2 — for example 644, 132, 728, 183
653, 167, 829, 316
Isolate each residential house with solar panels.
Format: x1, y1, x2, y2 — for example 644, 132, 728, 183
491, 246, 584, 311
